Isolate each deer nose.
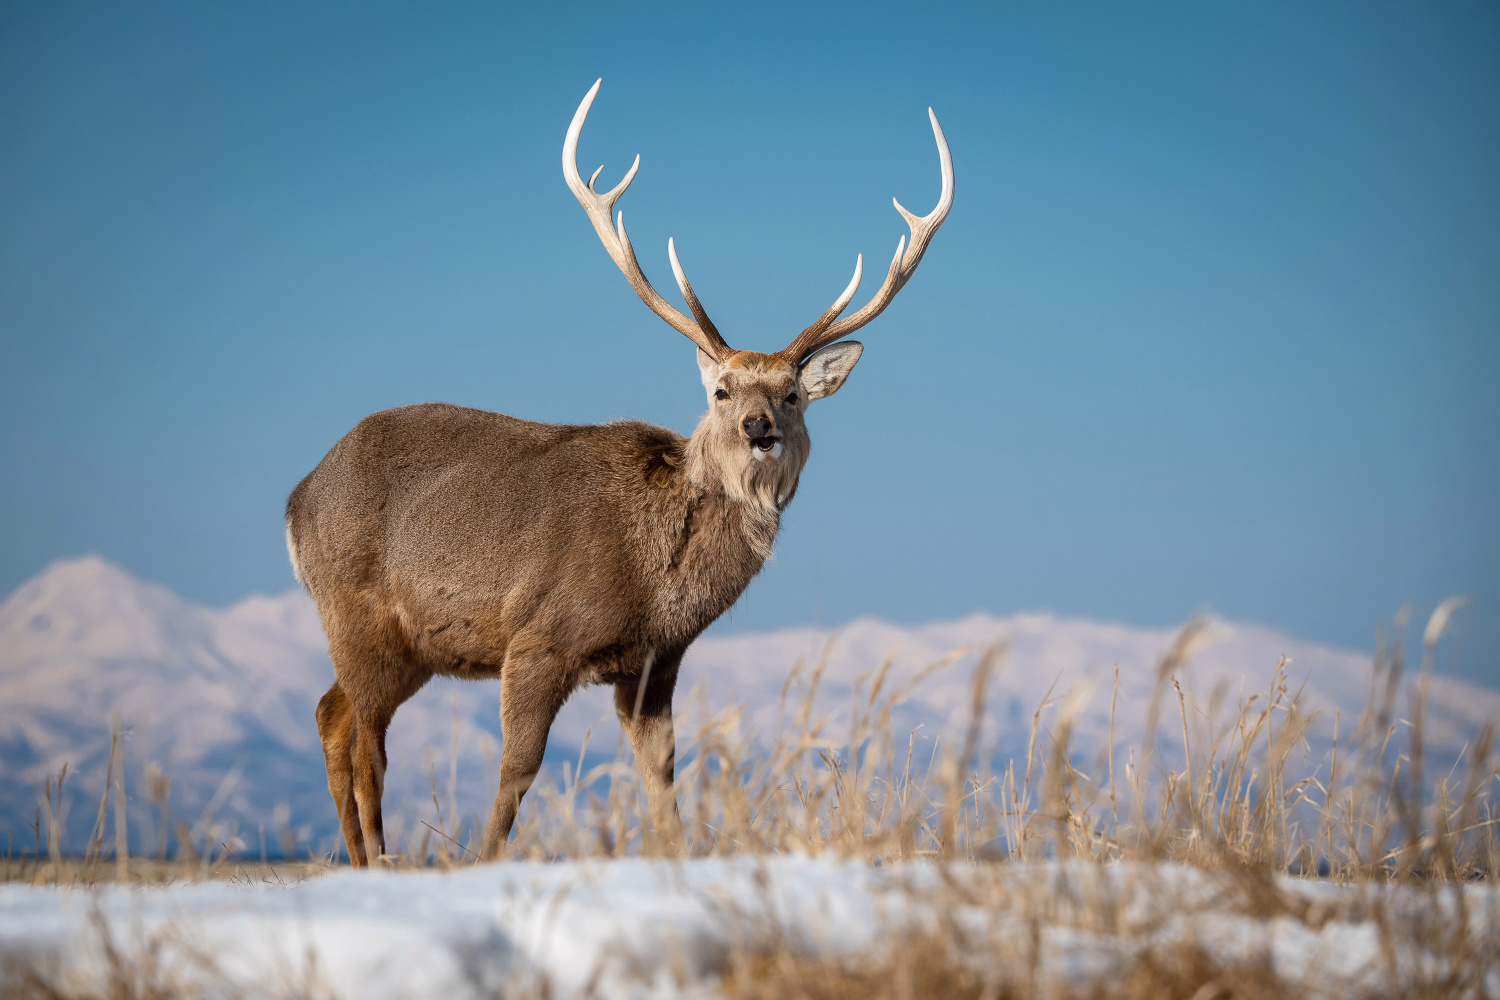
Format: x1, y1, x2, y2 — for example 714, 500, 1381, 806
742, 415, 773, 439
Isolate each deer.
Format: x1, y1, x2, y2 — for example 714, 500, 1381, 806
285, 79, 954, 865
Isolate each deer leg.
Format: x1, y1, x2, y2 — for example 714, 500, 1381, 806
481, 654, 570, 860
348, 709, 394, 864
315, 682, 366, 865
340, 663, 430, 867
614, 654, 684, 854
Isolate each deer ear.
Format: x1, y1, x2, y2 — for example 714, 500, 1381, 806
798, 341, 863, 401
697, 348, 722, 395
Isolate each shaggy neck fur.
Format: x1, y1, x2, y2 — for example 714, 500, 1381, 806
682, 411, 805, 561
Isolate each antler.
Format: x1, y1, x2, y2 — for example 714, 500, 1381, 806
563, 80, 734, 362
777, 108, 954, 365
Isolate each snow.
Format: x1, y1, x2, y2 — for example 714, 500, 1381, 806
2, 859, 1495, 998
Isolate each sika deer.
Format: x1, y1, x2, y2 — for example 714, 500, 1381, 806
285, 80, 954, 864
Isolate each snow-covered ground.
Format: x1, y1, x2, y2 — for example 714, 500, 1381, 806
2, 858, 1496, 999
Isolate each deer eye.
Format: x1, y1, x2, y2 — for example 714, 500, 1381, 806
784, 392, 798, 406
715, 388, 730, 401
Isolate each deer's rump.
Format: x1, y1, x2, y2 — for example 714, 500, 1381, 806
286, 402, 686, 681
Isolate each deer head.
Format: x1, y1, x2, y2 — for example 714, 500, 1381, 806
563, 79, 954, 514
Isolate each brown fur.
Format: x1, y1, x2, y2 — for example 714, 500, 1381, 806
286, 343, 860, 863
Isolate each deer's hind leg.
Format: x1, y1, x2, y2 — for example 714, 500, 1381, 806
481, 651, 572, 861
315, 682, 365, 865
325, 633, 431, 867
346, 667, 432, 865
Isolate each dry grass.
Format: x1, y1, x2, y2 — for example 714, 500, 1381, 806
1, 856, 330, 888
476, 614, 1496, 885
719, 930, 1291, 1000
4, 606, 1497, 998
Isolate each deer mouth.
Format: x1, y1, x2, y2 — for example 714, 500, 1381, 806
750, 436, 783, 461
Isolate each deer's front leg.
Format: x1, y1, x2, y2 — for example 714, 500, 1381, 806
615, 651, 684, 854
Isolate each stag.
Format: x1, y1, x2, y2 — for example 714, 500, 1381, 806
286, 80, 954, 864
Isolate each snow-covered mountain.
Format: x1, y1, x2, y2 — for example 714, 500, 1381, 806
3, 556, 1495, 856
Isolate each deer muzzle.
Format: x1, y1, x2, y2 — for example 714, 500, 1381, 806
740, 415, 782, 461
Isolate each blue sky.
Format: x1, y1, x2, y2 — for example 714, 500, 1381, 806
2, 2, 1496, 684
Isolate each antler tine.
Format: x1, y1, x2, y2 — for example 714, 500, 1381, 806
778, 107, 954, 364
782, 255, 864, 358
668, 238, 725, 344
563, 80, 734, 361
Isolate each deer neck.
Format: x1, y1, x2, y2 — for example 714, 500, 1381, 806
623, 422, 794, 642
682, 422, 798, 560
